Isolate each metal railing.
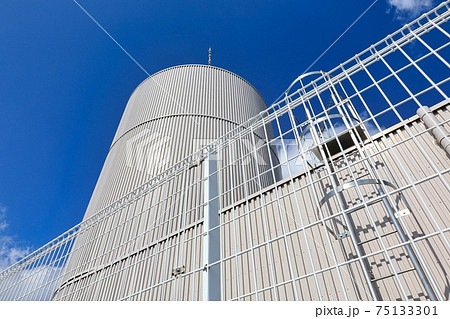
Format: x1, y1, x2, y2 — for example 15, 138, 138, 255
0, 0, 449, 301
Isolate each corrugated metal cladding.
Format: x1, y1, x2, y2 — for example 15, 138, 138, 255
53, 101, 450, 301
219, 102, 450, 301
55, 65, 281, 300
84, 64, 279, 219
111, 64, 268, 145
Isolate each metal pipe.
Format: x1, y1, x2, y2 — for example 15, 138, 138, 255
417, 106, 450, 156
202, 148, 221, 301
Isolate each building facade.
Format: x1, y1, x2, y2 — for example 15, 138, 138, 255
53, 65, 281, 300
0, 1, 449, 301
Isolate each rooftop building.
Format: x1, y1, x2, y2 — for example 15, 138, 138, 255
0, 1, 449, 301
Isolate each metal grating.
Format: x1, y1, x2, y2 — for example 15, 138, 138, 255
0, 0, 449, 301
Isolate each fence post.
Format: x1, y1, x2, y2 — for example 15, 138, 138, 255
202, 148, 221, 301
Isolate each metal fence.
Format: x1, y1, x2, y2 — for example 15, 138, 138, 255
1, 0, 449, 301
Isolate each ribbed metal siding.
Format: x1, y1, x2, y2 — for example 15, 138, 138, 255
55, 103, 450, 301
84, 65, 278, 219
56, 65, 280, 300
220, 102, 450, 300
112, 65, 267, 144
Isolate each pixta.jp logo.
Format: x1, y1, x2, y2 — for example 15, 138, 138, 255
125, 130, 172, 175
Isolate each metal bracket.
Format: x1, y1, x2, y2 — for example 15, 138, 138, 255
336, 231, 349, 240
368, 269, 375, 280
394, 209, 410, 218
172, 265, 186, 277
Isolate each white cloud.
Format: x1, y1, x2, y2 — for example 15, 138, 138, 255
0, 211, 32, 271
0, 205, 8, 231
0, 237, 31, 271
0, 264, 63, 300
0, 208, 63, 300
387, 0, 435, 21
276, 138, 318, 178
277, 119, 382, 179
0, 220, 7, 232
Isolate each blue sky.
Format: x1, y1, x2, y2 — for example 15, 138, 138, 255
0, 0, 441, 269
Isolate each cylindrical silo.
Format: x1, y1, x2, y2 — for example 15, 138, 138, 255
54, 65, 280, 300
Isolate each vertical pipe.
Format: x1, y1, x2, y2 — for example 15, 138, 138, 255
417, 106, 450, 156
202, 148, 221, 301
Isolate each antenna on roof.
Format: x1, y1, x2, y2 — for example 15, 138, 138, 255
208, 47, 211, 65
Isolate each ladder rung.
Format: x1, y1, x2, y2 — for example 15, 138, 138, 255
358, 230, 398, 246
371, 267, 416, 282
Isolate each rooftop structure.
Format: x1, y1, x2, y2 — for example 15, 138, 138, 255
0, 0, 449, 301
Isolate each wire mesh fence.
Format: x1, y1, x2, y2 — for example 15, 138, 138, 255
0, 0, 449, 301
